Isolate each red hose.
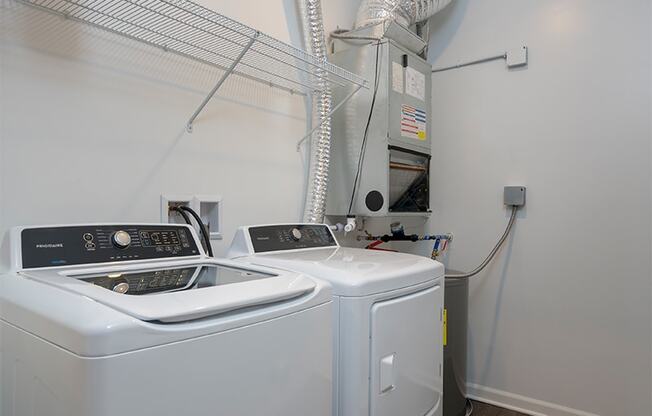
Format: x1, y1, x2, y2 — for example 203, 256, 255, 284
366, 240, 398, 252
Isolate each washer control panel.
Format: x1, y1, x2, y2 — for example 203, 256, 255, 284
20, 225, 201, 269
248, 224, 337, 253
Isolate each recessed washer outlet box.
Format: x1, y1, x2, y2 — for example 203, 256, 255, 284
161, 195, 196, 224
195, 195, 222, 240
160, 195, 222, 240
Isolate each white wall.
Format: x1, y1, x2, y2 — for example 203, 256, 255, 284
0, 0, 356, 264
422, 1, 652, 415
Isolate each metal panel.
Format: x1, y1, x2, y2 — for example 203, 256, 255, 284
327, 40, 432, 217
387, 44, 432, 154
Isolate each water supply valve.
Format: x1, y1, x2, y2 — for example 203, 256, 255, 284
344, 216, 357, 234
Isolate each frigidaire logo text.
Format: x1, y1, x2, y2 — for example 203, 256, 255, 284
36, 243, 64, 249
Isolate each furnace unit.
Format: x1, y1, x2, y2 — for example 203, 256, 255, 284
327, 35, 432, 218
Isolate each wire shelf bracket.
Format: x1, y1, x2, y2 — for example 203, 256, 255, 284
186, 32, 258, 133
296, 84, 364, 151
13, 0, 369, 133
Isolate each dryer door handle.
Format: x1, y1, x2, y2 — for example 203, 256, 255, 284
379, 353, 396, 394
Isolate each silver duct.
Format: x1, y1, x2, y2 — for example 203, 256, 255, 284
355, 0, 453, 29
302, 0, 333, 224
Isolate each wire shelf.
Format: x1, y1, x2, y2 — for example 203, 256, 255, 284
16, 0, 369, 96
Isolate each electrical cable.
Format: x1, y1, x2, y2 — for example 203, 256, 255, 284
445, 206, 519, 279
171, 206, 214, 257
465, 399, 474, 416
347, 40, 382, 215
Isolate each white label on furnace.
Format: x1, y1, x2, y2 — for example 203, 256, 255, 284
392, 62, 403, 94
405, 66, 425, 101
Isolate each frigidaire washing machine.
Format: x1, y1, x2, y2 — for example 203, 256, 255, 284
1, 224, 333, 416
228, 223, 445, 416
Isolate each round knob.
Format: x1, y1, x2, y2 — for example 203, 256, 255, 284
290, 228, 302, 241
112, 230, 131, 249
112, 282, 130, 294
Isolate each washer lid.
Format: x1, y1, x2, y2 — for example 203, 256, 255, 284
22, 260, 316, 322
239, 247, 443, 297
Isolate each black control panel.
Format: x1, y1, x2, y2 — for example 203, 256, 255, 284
21, 225, 200, 269
249, 224, 337, 253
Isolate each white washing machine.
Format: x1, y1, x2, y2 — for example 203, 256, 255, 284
0, 224, 333, 416
228, 223, 445, 416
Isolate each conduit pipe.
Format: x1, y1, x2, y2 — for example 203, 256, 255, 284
302, 0, 333, 224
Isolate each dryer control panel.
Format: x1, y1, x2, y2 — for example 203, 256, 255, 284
248, 224, 337, 253
18, 224, 201, 269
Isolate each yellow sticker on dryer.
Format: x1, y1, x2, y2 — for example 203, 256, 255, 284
443, 308, 448, 347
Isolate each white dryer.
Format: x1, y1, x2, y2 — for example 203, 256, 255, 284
228, 223, 445, 416
1, 224, 333, 416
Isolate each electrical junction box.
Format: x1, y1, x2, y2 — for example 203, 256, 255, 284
504, 186, 526, 206
506, 46, 528, 69
326, 38, 432, 218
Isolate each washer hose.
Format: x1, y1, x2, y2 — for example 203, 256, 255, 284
171, 206, 214, 257
445, 206, 518, 279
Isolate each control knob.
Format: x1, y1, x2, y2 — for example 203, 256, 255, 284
290, 228, 302, 241
112, 230, 132, 249
112, 282, 130, 294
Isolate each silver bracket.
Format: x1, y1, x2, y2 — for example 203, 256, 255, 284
186, 32, 260, 133
295, 84, 364, 151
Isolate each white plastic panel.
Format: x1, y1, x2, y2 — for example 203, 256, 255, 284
23, 261, 316, 323
1, 302, 333, 416
370, 284, 442, 416
234, 245, 444, 297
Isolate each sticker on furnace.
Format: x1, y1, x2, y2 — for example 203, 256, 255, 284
401, 104, 427, 141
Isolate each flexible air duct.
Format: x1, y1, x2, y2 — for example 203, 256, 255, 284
302, 0, 333, 224
355, 0, 453, 28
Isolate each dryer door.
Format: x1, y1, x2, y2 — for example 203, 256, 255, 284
370, 284, 442, 416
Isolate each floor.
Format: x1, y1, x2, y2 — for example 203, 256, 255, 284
470, 400, 529, 416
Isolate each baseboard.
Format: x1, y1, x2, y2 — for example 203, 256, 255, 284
466, 383, 600, 416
